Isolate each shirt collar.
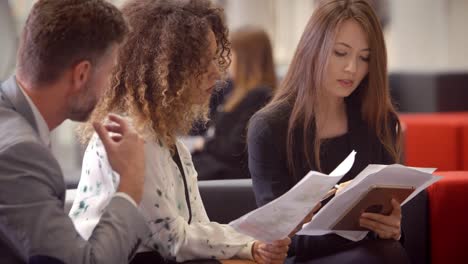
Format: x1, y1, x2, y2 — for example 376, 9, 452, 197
17, 82, 51, 147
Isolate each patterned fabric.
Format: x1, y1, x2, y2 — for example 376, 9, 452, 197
70, 134, 254, 262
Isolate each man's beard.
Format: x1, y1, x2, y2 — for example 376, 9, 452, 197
68, 82, 98, 122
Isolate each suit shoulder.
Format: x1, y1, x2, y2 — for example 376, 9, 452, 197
0, 107, 41, 151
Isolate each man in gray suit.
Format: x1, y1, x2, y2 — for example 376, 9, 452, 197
0, 0, 150, 263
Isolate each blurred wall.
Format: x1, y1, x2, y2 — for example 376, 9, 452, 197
387, 0, 448, 72
224, 0, 468, 72
386, 0, 468, 72
0, 1, 17, 80
225, 0, 314, 67
447, 0, 468, 70
6, 0, 468, 72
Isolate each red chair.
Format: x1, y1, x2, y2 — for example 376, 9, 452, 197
399, 113, 468, 170
428, 171, 468, 264
462, 125, 468, 170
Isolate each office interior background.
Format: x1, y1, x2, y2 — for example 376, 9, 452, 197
2, 1, 468, 263
1, 0, 468, 185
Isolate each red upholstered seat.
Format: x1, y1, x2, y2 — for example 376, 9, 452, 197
428, 171, 468, 264
399, 113, 468, 170
462, 125, 468, 170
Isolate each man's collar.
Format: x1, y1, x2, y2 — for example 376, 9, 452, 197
16, 80, 51, 148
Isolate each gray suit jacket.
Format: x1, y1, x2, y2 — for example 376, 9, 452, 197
0, 76, 149, 263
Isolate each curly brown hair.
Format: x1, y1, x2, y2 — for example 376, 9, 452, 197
80, 0, 230, 148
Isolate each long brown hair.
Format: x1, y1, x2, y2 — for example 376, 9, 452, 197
79, 0, 230, 148
223, 27, 276, 112
261, 0, 400, 176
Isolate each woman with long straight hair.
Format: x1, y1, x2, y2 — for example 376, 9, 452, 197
248, 0, 402, 260
193, 27, 276, 180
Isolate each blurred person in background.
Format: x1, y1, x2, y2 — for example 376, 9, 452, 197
192, 27, 276, 180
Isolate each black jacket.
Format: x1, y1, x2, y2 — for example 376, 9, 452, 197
247, 99, 398, 260
193, 86, 272, 180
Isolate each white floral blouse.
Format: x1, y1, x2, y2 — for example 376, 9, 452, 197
69, 134, 254, 262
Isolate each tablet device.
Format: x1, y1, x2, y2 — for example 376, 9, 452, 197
331, 185, 415, 231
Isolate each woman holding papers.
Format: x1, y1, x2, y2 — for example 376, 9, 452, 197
69, 0, 289, 263
248, 0, 402, 260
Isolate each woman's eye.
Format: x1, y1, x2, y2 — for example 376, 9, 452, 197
360, 56, 370, 62
334, 51, 347, 57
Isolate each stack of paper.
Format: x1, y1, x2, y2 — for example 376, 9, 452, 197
230, 150, 441, 243
297, 164, 440, 241
229, 151, 356, 243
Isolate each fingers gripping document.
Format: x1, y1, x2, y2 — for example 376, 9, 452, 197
297, 164, 441, 241
229, 151, 357, 243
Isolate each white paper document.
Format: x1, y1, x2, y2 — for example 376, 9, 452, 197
229, 151, 357, 243
297, 164, 441, 241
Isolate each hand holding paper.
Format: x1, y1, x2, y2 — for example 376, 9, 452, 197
230, 149, 439, 243
359, 198, 402, 240
298, 164, 440, 241
288, 202, 321, 237
229, 151, 357, 243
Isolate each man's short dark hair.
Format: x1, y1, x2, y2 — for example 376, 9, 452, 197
17, 0, 128, 85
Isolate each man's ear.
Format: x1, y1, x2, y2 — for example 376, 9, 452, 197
70, 60, 92, 94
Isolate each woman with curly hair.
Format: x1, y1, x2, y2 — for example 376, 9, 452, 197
69, 0, 290, 263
